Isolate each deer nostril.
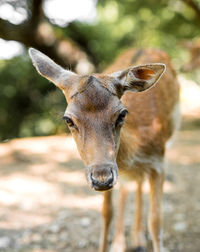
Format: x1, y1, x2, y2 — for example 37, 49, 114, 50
90, 170, 114, 191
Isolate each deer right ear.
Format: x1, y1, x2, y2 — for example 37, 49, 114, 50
112, 63, 166, 94
28, 48, 76, 90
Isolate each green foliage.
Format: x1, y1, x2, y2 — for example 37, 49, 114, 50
65, 0, 200, 71
0, 55, 68, 141
1, 0, 200, 139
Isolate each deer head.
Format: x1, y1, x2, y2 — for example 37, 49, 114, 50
29, 48, 165, 191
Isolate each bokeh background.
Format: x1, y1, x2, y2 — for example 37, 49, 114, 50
0, 1, 200, 252
0, 0, 200, 140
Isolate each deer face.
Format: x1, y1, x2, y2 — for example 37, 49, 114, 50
29, 48, 165, 191
62, 75, 127, 191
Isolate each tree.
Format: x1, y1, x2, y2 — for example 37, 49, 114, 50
0, 0, 93, 70
1, 0, 200, 70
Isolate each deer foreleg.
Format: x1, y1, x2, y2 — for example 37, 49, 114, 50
99, 190, 113, 252
109, 186, 128, 252
148, 171, 165, 252
132, 180, 146, 251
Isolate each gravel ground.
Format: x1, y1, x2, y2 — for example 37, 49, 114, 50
0, 117, 199, 252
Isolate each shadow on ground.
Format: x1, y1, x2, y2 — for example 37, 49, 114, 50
0, 118, 199, 252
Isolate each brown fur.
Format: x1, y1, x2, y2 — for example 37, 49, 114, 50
112, 49, 179, 178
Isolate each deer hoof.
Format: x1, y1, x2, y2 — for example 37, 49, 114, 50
129, 246, 146, 252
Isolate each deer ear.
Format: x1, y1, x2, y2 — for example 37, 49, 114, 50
28, 48, 76, 89
115, 63, 166, 93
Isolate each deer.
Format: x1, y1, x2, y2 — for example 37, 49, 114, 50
29, 47, 180, 252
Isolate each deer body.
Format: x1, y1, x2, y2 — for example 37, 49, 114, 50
107, 49, 179, 179
29, 48, 180, 252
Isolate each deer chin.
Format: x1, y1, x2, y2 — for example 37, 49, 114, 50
85, 163, 118, 191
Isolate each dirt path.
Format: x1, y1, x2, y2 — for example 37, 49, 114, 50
0, 120, 199, 252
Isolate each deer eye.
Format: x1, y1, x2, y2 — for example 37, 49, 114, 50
63, 116, 75, 127
115, 109, 128, 127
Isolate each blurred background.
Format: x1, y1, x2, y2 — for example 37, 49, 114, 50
0, 0, 200, 140
0, 1, 200, 252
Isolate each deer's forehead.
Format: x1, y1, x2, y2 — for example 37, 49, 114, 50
68, 79, 120, 114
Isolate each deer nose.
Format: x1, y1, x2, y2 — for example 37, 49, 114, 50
87, 164, 118, 191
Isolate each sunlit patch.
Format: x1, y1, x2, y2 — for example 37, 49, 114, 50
1, 135, 79, 159
28, 250, 56, 252
0, 175, 57, 204
29, 163, 56, 175
0, 212, 52, 229
0, 39, 24, 59
0, 3, 27, 24
52, 171, 86, 186
44, 0, 97, 26
63, 194, 102, 211
179, 75, 200, 117
0, 144, 11, 157
0, 171, 101, 212
0, 134, 180, 234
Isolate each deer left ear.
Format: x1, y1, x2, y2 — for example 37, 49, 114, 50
115, 63, 166, 93
28, 48, 76, 90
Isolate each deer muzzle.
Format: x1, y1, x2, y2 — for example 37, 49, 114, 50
86, 163, 118, 191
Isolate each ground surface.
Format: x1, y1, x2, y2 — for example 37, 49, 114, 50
0, 118, 199, 252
